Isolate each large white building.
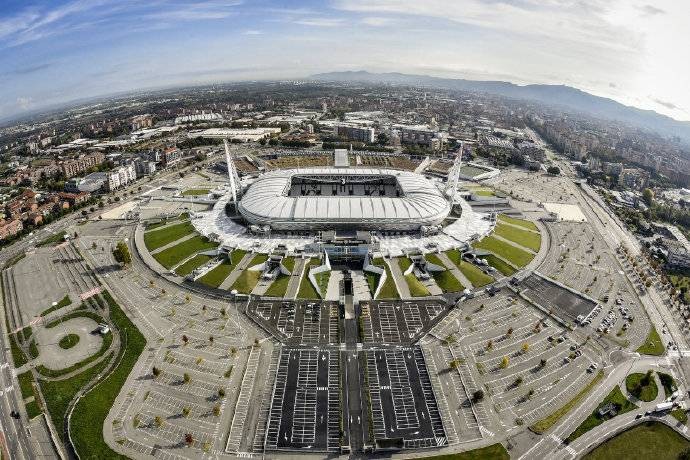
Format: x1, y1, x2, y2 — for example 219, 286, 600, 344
238, 167, 451, 232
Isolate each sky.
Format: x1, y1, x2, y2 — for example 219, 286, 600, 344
1, 0, 689, 122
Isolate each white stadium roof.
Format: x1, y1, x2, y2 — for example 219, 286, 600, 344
238, 167, 451, 231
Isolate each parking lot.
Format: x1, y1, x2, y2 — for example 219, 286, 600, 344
365, 347, 447, 449
422, 288, 600, 440
360, 300, 448, 344
247, 300, 340, 345
265, 348, 341, 452
520, 274, 597, 322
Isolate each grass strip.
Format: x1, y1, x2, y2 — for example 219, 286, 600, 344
174, 254, 212, 276
566, 385, 637, 442
297, 258, 321, 299
372, 258, 399, 299
583, 421, 690, 460
530, 370, 604, 434
40, 295, 72, 317
197, 261, 233, 288
473, 235, 535, 267
152, 235, 217, 269
69, 291, 146, 459
494, 223, 542, 252
409, 443, 509, 460
498, 214, 539, 231
636, 326, 665, 356
143, 221, 196, 251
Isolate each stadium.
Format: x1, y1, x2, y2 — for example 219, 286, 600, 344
237, 167, 452, 232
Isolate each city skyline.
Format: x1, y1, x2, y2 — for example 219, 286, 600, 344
1, 0, 689, 122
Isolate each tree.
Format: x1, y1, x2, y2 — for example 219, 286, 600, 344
209, 335, 214, 345
540, 358, 547, 368
112, 241, 131, 265
183, 373, 190, 384
642, 188, 654, 206
376, 132, 389, 145
154, 416, 163, 427
506, 327, 514, 337
500, 356, 510, 369
218, 387, 226, 398
185, 433, 194, 446
213, 405, 221, 416
547, 166, 561, 175
254, 337, 260, 347
521, 343, 530, 354
152, 366, 161, 378
486, 340, 493, 350
472, 390, 484, 402
182, 407, 190, 417
449, 359, 460, 370
220, 308, 227, 318
230, 346, 237, 356
182, 335, 189, 346
514, 376, 523, 386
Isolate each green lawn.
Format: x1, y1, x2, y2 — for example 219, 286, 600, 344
40, 294, 72, 316
458, 260, 494, 287
425, 253, 446, 268
265, 274, 290, 297
483, 254, 517, 276
297, 258, 322, 299
498, 214, 539, 231
144, 213, 188, 231
40, 353, 112, 440
197, 261, 233, 288
37, 232, 67, 247
18, 371, 35, 398
669, 272, 690, 304
658, 372, 677, 398
531, 371, 604, 434
365, 270, 380, 296
626, 372, 659, 402
432, 270, 465, 292
69, 291, 146, 459
566, 385, 637, 442
636, 326, 665, 356
181, 188, 211, 196
396, 258, 430, 297
584, 422, 690, 460
372, 258, 400, 299
473, 236, 535, 267
672, 408, 688, 424
143, 221, 196, 251
59, 334, 80, 350
409, 443, 509, 460
315, 271, 331, 297
152, 235, 217, 269
9, 333, 28, 367
443, 249, 494, 286
494, 223, 542, 252
229, 254, 267, 294
230, 248, 248, 266
174, 254, 213, 276
282, 256, 296, 273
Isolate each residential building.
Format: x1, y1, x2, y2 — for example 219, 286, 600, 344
131, 114, 154, 131
60, 152, 105, 178
0, 219, 23, 240
161, 147, 182, 168
334, 124, 375, 143
134, 158, 157, 177
399, 125, 445, 150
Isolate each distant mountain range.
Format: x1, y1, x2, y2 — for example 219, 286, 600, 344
311, 70, 690, 143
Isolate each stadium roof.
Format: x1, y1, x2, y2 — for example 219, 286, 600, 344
238, 167, 451, 230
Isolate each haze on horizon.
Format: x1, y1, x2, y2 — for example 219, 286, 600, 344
1, 0, 688, 123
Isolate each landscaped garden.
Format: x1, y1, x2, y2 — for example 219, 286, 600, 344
636, 326, 665, 356
584, 422, 690, 460
566, 385, 637, 442
197, 260, 233, 288
625, 371, 659, 402
152, 235, 217, 269
59, 334, 80, 350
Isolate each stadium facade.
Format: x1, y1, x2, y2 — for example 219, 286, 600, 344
237, 167, 451, 232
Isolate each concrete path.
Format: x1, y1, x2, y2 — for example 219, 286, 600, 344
325, 270, 342, 301
285, 258, 307, 299
218, 252, 255, 290
351, 270, 372, 302
386, 258, 411, 299
437, 252, 473, 289
421, 277, 443, 296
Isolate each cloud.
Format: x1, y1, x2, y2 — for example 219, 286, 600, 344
653, 98, 678, 110
144, 1, 242, 22
360, 16, 395, 26
243, 29, 263, 35
639, 5, 665, 16
3, 62, 54, 76
293, 17, 344, 27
